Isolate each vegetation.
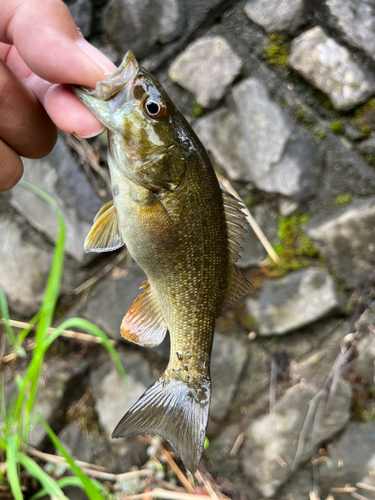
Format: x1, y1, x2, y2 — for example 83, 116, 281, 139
330, 120, 343, 134
264, 34, 290, 67
333, 193, 352, 206
191, 99, 204, 117
0, 181, 126, 500
269, 213, 320, 277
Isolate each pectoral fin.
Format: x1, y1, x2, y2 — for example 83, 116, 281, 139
85, 201, 124, 253
121, 281, 167, 347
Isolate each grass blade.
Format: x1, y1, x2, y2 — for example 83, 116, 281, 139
6, 435, 23, 500
0, 288, 17, 347
30, 476, 111, 500
19, 453, 67, 499
13, 181, 66, 419
41, 419, 106, 500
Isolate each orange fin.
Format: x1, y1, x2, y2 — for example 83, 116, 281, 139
121, 281, 167, 348
85, 200, 124, 253
224, 263, 252, 308
222, 189, 248, 263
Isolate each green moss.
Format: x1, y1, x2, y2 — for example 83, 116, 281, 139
312, 88, 337, 114
353, 98, 375, 136
191, 99, 204, 117
316, 130, 327, 140
269, 214, 320, 277
264, 34, 290, 67
334, 193, 352, 206
365, 153, 375, 167
294, 108, 306, 119
244, 198, 254, 208
331, 121, 343, 133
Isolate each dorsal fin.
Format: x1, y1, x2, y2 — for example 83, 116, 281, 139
225, 263, 252, 308
121, 281, 168, 348
85, 200, 124, 253
222, 189, 248, 263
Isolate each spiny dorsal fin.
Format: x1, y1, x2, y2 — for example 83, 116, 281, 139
121, 281, 167, 348
224, 263, 252, 308
222, 189, 248, 263
85, 200, 124, 253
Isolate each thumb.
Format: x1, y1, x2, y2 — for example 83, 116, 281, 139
1, 0, 116, 88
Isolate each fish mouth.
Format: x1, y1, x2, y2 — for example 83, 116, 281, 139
71, 50, 139, 124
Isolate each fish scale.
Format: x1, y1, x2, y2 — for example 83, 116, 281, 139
72, 50, 251, 472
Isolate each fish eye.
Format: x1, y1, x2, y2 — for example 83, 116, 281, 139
144, 98, 166, 119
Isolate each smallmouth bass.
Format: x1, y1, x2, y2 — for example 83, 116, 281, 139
72, 51, 251, 473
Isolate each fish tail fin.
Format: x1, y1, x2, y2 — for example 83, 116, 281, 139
112, 374, 211, 473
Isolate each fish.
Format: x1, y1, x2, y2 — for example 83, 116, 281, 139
72, 51, 251, 473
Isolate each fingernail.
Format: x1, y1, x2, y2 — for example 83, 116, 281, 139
74, 125, 105, 139
76, 39, 117, 75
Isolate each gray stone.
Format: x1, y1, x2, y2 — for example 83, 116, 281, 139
67, 0, 93, 38
11, 137, 103, 262
58, 423, 104, 465
242, 379, 352, 497
244, 0, 306, 34
237, 223, 267, 268
194, 78, 320, 201
319, 423, 375, 498
205, 424, 242, 476
288, 26, 375, 110
0, 214, 52, 316
84, 264, 147, 341
103, 0, 185, 59
210, 333, 248, 420
89, 349, 154, 456
304, 198, 375, 288
246, 268, 344, 336
168, 36, 242, 108
327, 0, 375, 63
30, 358, 88, 448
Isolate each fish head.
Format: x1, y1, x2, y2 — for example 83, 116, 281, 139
72, 51, 179, 168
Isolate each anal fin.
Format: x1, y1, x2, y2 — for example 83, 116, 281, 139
85, 200, 124, 253
121, 281, 167, 348
224, 263, 252, 308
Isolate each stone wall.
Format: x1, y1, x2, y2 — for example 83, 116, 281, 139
1, 0, 375, 498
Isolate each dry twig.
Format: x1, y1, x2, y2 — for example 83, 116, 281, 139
162, 450, 195, 494
122, 489, 210, 500
0, 319, 117, 363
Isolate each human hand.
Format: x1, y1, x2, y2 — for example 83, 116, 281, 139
0, 0, 116, 191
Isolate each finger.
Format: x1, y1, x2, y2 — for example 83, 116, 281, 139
1, 0, 116, 88
0, 138, 23, 191
43, 84, 105, 137
0, 59, 57, 158
4, 44, 106, 137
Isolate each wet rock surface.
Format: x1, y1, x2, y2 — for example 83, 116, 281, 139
326, 0, 375, 62
246, 268, 344, 336
103, 0, 185, 59
319, 422, 375, 498
0, 214, 52, 316
244, 0, 306, 34
168, 36, 242, 108
305, 198, 375, 288
194, 77, 321, 200
242, 379, 352, 497
288, 26, 375, 110
10, 136, 102, 263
